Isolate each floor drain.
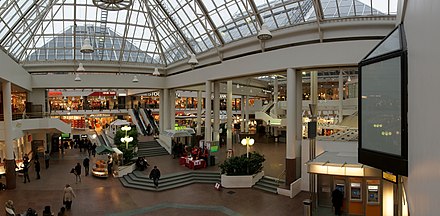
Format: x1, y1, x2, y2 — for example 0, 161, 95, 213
227, 191, 236, 195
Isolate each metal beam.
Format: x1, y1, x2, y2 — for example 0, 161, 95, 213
248, 0, 264, 26
143, 0, 168, 66
18, 0, 62, 61
0, 0, 40, 45
152, 0, 196, 54
195, 0, 224, 45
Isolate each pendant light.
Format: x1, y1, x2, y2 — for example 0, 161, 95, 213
80, 38, 94, 53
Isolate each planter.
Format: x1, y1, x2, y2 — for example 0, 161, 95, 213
221, 171, 264, 188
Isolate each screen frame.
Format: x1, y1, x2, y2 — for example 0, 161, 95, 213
358, 24, 408, 176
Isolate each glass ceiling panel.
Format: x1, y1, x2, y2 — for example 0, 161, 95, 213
202, 0, 257, 44
0, 0, 397, 65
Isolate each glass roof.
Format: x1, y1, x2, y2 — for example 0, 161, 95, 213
0, 0, 397, 66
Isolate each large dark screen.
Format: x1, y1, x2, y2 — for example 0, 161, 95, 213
361, 56, 402, 156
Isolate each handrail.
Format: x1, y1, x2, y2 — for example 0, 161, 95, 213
275, 169, 286, 185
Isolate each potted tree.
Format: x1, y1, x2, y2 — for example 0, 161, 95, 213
219, 152, 265, 188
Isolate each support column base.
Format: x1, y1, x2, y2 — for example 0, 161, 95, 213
285, 158, 297, 186
5, 159, 16, 189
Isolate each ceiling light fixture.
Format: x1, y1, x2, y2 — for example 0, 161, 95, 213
80, 38, 94, 53
92, 0, 132, 11
348, 76, 352, 82
187, 53, 199, 66
153, 67, 160, 76
74, 74, 82, 81
132, 75, 139, 83
257, 23, 272, 41
77, 63, 85, 72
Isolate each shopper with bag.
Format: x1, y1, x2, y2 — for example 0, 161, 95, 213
62, 184, 76, 210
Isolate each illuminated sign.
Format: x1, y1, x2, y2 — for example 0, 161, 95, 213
382, 171, 397, 183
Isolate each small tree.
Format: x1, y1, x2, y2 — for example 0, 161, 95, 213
114, 127, 138, 164
219, 152, 265, 176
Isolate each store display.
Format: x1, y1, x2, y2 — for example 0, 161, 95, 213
92, 160, 108, 178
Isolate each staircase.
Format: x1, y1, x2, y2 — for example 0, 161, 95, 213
253, 176, 284, 194
120, 170, 221, 191
137, 141, 169, 157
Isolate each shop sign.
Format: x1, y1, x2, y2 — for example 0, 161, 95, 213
88, 91, 116, 96
382, 171, 397, 183
146, 91, 160, 97
48, 91, 63, 96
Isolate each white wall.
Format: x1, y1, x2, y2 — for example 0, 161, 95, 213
166, 40, 380, 89
28, 88, 46, 112
404, 0, 440, 215
0, 51, 32, 90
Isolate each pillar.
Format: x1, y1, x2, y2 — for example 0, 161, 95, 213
338, 71, 344, 123
273, 77, 279, 117
286, 68, 302, 186
240, 95, 245, 133
213, 82, 220, 142
196, 90, 202, 136
162, 89, 170, 130
205, 81, 212, 142
245, 94, 250, 133
159, 89, 164, 133
227, 81, 233, 149
3, 81, 16, 189
170, 89, 176, 130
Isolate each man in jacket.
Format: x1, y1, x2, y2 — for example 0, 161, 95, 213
149, 166, 161, 189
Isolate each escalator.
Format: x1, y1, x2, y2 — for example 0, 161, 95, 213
133, 109, 147, 136
143, 108, 159, 135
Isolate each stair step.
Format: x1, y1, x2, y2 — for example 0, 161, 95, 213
120, 171, 221, 192
255, 181, 279, 188
253, 184, 278, 194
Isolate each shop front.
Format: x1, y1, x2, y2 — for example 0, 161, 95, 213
307, 151, 397, 216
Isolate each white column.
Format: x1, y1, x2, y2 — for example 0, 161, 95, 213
3, 81, 13, 160
3, 81, 16, 189
205, 81, 212, 142
227, 81, 233, 149
163, 89, 170, 130
338, 71, 344, 123
159, 89, 164, 133
170, 89, 176, 130
273, 77, 279, 117
311, 72, 318, 105
245, 94, 250, 133
240, 95, 245, 133
286, 68, 297, 159
196, 90, 202, 136
213, 82, 220, 142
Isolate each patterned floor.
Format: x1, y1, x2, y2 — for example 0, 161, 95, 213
0, 132, 309, 216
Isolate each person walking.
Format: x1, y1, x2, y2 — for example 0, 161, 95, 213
107, 155, 113, 178
44, 151, 50, 169
92, 143, 97, 157
74, 163, 81, 183
149, 166, 161, 189
146, 124, 152, 135
83, 157, 90, 176
34, 159, 41, 179
23, 160, 31, 183
62, 184, 76, 210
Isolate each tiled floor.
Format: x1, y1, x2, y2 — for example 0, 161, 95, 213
0, 132, 309, 216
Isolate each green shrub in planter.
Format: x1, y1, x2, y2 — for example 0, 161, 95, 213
219, 152, 265, 176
